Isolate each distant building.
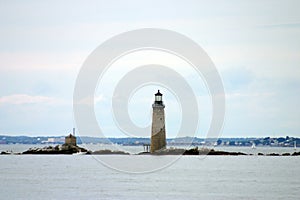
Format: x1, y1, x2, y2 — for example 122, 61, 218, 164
47, 138, 55, 143
65, 134, 76, 146
150, 90, 166, 153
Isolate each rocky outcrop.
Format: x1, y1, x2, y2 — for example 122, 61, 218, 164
207, 149, 247, 156
12, 146, 300, 156
151, 148, 185, 155
267, 153, 280, 156
1, 151, 12, 155
90, 149, 129, 155
22, 144, 87, 154
292, 152, 300, 156
183, 147, 200, 155
151, 147, 247, 155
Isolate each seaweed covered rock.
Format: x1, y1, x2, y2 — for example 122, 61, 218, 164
1, 151, 12, 155
91, 149, 129, 155
151, 148, 185, 155
183, 147, 199, 155
207, 149, 247, 156
266, 153, 280, 156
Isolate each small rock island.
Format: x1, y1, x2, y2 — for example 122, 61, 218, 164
22, 133, 87, 155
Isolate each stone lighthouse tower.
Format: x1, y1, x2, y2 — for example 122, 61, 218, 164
150, 90, 166, 153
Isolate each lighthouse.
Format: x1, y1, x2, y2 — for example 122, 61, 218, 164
150, 90, 166, 153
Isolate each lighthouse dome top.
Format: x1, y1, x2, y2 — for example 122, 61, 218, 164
155, 90, 162, 96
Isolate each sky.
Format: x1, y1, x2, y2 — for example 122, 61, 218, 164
0, 0, 299, 138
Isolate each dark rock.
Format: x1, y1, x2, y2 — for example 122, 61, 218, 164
138, 152, 151, 155
183, 147, 199, 155
207, 149, 247, 156
258, 153, 264, 156
266, 153, 280, 156
92, 149, 129, 155
282, 153, 291, 156
292, 152, 300, 156
85, 151, 92, 155
151, 148, 248, 156
1, 151, 11, 155
151, 148, 185, 155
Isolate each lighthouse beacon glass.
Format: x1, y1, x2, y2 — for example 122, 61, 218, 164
155, 90, 163, 103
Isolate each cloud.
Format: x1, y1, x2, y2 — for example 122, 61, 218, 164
259, 22, 300, 29
75, 94, 106, 106
0, 94, 61, 105
0, 52, 87, 72
226, 92, 275, 99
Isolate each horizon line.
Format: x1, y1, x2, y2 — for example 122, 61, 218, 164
0, 134, 298, 139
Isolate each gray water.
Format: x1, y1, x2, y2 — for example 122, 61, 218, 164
0, 154, 299, 200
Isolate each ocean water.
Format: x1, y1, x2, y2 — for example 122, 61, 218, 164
0, 154, 299, 200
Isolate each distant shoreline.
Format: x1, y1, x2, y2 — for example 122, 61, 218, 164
0, 135, 299, 148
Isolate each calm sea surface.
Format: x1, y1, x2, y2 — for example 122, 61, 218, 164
0, 145, 299, 200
